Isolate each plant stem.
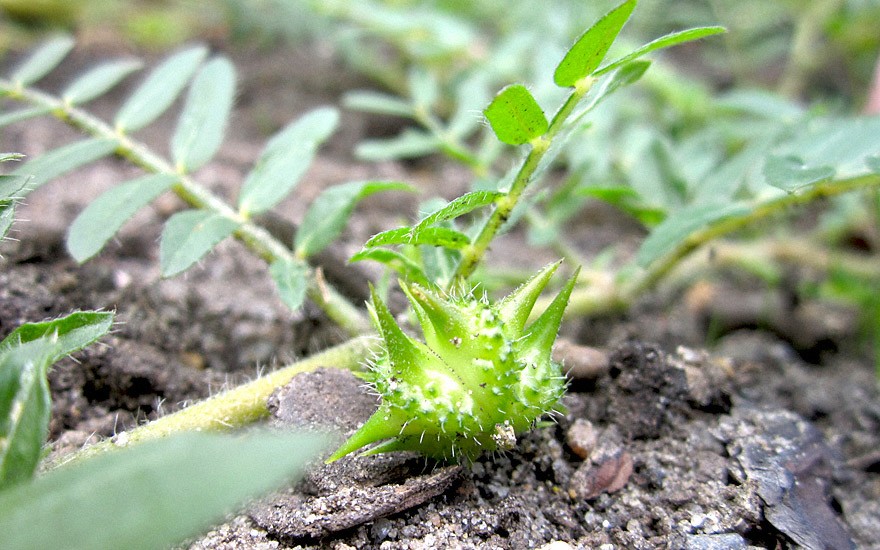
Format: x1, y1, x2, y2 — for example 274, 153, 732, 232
47, 335, 378, 469
624, 173, 880, 301
453, 78, 594, 283
0, 80, 372, 335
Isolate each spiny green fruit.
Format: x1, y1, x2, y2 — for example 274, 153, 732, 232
327, 262, 579, 463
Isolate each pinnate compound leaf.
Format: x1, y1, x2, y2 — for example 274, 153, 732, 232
238, 107, 339, 215
0, 107, 52, 129
637, 202, 751, 267
171, 57, 236, 172
295, 181, 412, 258
0, 311, 113, 488
0, 431, 328, 550
343, 91, 415, 118
554, 0, 636, 87
594, 26, 726, 76
10, 35, 75, 86
763, 155, 834, 193
415, 190, 502, 229
160, 210, 239, 277
0, 311, 115, 362
484, 84, 548, 145
269, 259, 309, 311
67, 174, 178, 262
62, 59, 142, 105
0, 344, 51, 488
365, 226, 470, 249
12, 138, 118, 193
114, 46, 208, 133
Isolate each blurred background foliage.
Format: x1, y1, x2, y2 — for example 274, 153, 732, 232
2, 0, 878, 103
2, 0, 880, 366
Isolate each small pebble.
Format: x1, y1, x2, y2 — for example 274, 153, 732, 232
566, 418, 598, 460
684, 533, 747, 550
553, 338, 609, 379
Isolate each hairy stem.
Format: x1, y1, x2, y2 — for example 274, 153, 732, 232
48, 335, 378, 469
626, 173, 880, 301
535, 176, 880, 321
453, 78, 594, 283
0, 80, 371, 335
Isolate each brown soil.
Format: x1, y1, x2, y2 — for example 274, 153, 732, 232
1, 36, 878, 550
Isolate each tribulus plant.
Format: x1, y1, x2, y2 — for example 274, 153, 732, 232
329, 262, 578, 462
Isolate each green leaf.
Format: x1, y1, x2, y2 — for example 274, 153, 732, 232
350, 248, 431, 287
0, 169, 27, 240
553, 0, 636, 87
365, 226, 470, 249
114, 45, 208, 133
10, 35, 75, 86
763, 155, 835, 193
67, 174, 178, 262
770, 117, 880, 179
415, 190, 502, 229
0, 344, 51, 489
62, 59, 142, 105
0, 311, 112, 488
171, 57, 236, 173
0, 153, 24, 163
343, 91, 415, 118
577, 185, 640, 203
295, 181, 411, 258
269, 258, 309, 311
238, 107, 339, 215
159, 210, 239, 277
355, 129, 441, 161
419, 242, 461, 287
0, 311, 115, 362
0, 107, 52, 129
448, 72, 490, 139
594, 26, 726, 76
716, 89, 805, 120
577, 184, 665, 225
408, 67, 439, 110
0, 203, 14, 239
637, 202, 751, 267
0, 174, 29, 200
0, 431, 328, 550
483, 84, 548, 145
12, 138, 118, 193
